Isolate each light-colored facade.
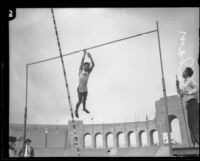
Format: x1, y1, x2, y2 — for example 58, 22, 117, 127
9, 95, 192, 152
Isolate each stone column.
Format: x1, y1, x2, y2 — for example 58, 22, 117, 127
146, 131, 151, 146
124, 132, 129, 147
114, 134, 118, 148
135, 132, 140, 147
92, 134, 95, 149
158, 131, 164, 146
103, 134, 107, 148
155, 118, 165, 146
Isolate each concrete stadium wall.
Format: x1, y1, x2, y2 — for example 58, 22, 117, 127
10, 95, 190, 154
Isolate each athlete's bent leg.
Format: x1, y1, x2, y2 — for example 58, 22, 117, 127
75, 93, 82, 118
83, 92, 90, 113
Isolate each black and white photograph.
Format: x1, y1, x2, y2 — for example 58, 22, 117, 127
7, 7, 199, 157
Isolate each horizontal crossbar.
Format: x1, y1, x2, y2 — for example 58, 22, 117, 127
28, 29, 157, 66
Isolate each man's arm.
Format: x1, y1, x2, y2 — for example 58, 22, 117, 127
79, 50, 87, 71
176, 82, 188, 97
176, 79, 198, 96
87, 53, 95, 73
188, 79, 199, 95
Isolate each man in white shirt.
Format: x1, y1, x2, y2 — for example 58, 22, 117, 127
18, 138, 34, 157
176, 67, 199, 147
75, 50, 95, 118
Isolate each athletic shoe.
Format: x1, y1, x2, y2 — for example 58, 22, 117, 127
75, 110, 79, 118
83, 108, 90, 113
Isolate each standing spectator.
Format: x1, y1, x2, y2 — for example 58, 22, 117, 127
176, 67, 199, 147
18, 138, 34, 157
9, 136, 17, 157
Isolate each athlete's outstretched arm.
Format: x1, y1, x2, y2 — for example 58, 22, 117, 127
80, 50, 87, 70
87, 53, 95, 73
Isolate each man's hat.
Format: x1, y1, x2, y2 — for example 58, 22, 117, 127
9, 136, 17, 143
25, 138, 32, 143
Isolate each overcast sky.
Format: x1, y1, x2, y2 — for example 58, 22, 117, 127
9, 8, 199, 128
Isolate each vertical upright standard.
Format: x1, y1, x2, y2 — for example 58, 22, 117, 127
156, 21, 173, 156
179, 96, 191, 147
22, 64, 29, 156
